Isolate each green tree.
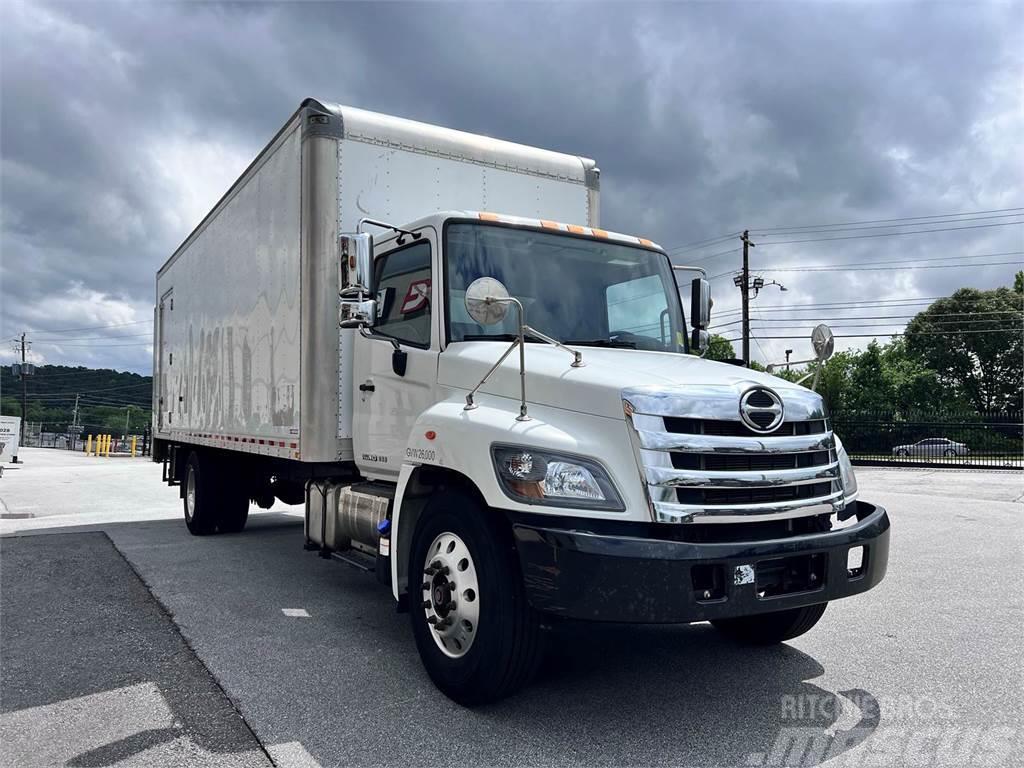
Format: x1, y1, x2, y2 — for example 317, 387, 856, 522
904, 286, 1024, 412
704, 334, 737, 361
1015, 270, 1023, 294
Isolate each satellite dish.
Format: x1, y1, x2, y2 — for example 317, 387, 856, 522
811, 324, 835, 360
465, 277, 511, 326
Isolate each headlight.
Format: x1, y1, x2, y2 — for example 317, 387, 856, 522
491, 445, 625, 511
835, 435, 858, 502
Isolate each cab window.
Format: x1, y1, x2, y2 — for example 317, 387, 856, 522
373, 240, 432, 347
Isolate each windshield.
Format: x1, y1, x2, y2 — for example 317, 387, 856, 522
445, 223, 687, 353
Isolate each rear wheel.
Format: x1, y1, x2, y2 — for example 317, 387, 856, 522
409, 489, 544, 706
182, 450, 249, 535
896, 449, 909, 457
711, 603, 827, 645
943, 449, 956, 457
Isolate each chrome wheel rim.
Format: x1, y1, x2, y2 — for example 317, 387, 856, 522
185, 466, 196, 521
421, 532, 480, 658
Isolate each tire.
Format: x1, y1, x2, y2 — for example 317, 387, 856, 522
711, 603, 827, 645
408, 488, 544, 706
896, 449, 909, 457
182, 451, 249, 535
943, 449, 956, 457
214, 455, 250, 533
183, 451, 217, 535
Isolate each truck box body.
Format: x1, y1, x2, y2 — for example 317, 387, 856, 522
154, 99, 599, 463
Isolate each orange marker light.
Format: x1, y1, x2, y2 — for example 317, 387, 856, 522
478, 212, 500, 221
638, 238, 654, 247
539, 220, 560, 229
567, 224, 587, 234
592, 228, 609, 238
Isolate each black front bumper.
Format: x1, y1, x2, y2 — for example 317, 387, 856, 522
511, 501, 890, 623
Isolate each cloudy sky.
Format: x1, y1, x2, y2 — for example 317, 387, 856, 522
2, 0, 1022, 374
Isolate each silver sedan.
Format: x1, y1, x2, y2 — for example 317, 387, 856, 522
891, 438, 970, 457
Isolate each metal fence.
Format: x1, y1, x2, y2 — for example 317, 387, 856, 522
832, 411, 1023, 470
19, 423, 151, 456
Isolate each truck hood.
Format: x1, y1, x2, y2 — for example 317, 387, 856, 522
438, 342, 816, 420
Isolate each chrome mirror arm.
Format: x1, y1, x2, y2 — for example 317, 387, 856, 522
462, 287, 585, 421
465, 297, 529, 421
522, 325, 585, 368
359, 326, 400, 352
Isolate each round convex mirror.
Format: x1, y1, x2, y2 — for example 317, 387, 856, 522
465, 277, 511, 326
811, 324, 835, 360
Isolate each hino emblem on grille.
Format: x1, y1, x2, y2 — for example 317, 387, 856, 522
739, 387, 784, 433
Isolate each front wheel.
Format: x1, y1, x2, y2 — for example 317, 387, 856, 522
409, 489, 544, 706
711, 603, 827, 645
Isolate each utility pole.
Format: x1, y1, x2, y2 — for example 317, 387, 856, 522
740, 231, 755, 366
125, 407, 131, 436
72, 394, 80, 429
19, 333, 27, 452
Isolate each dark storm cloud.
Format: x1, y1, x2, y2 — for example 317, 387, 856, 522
1, 0, 1021, 371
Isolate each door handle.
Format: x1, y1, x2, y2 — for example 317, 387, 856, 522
359, 381, 375, 393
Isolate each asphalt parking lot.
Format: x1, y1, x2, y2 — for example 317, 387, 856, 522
2, 448, 1022, 767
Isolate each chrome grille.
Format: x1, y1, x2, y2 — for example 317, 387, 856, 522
623, 384, 842, 524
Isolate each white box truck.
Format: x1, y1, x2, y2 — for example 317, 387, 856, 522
154, 98, 890, 704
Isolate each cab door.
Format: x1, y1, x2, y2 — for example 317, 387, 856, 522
352, 228, 439, 480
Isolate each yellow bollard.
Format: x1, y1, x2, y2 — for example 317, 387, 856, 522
106, 434, 112, 457
86, 435, 93, 456
131, 436, 137, 458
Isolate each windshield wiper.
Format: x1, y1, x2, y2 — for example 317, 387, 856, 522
564, 338, 637, 349
461, 333, 544, 343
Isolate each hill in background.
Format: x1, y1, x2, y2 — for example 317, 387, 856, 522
1, 365, 152, 435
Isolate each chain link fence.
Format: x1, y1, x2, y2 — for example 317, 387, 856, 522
831, 411, 1023, 470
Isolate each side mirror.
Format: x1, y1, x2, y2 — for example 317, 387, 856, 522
339, 299, 377, 329
690, 277, 712, 329
690, 328, 709, 354
338, 233, 373, 299
339, 233, 375, 328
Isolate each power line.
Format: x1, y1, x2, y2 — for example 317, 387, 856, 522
750, 211, 1024, 237
749, 206, 1024, 234
33, 340, 153, 348
751, 219, 1022, 246
713, 311, 1023, 324
675, 247, 742, 266
21, 319, 153, 334
761, 250, 1022, 271
664, 232, 742, 256
31, 333, 153, 342
716, 329, 1022, 340
768, 259, 1022, 274
710, 259, 1022, 280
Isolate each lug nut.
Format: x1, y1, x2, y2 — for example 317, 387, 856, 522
422, 600, 431, 609
446, 601, 457, 611
421, 582, 431, 590
427, 616, 438, 625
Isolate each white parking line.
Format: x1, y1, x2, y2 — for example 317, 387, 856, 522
281, 608, 311, 618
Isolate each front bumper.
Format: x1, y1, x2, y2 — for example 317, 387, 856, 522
511, 500, 889, 623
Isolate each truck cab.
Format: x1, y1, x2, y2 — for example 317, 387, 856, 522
337, 209, 889, 704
